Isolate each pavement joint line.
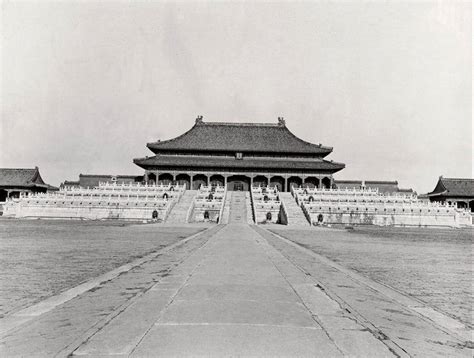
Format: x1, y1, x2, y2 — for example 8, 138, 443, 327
0, 225, 217, 339
250, 226, 349, 357
126, 225, 226, 357
264, 226, 473, 344
67, 224, 225, 357
254, 226, 410, 358
153, 322, 322, 329
170, 298, 305, 304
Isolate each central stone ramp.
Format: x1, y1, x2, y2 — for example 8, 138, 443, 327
228, 191, 247, 223
280, 191, 310, 226
165, 190, 197, 224
128, 224, 341, 356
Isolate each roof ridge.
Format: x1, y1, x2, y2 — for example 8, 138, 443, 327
202, 121, 281, 127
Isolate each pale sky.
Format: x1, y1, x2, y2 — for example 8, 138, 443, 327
1, 0, 472, 193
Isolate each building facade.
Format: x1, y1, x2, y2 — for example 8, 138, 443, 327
133, 117, 345, 192
426, 176, 474, 212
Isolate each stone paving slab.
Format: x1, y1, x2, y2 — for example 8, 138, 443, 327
130, 325, 343, 357
158, 298, 316, 327
73, 295, 171, 356
177, 283, 299, 303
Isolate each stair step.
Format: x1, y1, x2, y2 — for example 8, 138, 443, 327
165, 190, 197, 224
280, 192, 310, 226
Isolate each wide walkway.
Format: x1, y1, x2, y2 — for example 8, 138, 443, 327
76, 224, 353, 356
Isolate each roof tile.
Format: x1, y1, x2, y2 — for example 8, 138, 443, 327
147, 120, 333, 155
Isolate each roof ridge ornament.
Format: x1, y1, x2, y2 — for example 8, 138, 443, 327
195, 115, 204, 124
277, 116, 285, 126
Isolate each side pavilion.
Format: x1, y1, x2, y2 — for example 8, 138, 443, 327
0, 167, 57, 201
133, 117, 345, 192
426, 176, 474, 212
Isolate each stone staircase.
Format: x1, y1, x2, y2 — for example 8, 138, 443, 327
229, 192, 247, 224
219, 191, 232, 224
279, 192, 310, 226
165, 190, 197, 224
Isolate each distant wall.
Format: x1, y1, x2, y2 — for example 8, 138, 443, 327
78, 175, 143, 188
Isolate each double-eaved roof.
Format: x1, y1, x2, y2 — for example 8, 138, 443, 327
146, 119, 333, 156
427, 177, 474, 198
136, 119, 345, 173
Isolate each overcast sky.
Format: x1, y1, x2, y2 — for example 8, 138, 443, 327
1, 1, 472, 193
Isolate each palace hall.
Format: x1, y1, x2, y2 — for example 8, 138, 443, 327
133, 117, 345, 192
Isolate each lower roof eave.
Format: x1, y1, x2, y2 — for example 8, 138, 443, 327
133, 156, 345, 174
133, 165, 344, 175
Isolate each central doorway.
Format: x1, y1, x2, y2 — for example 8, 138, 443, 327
234, 183, 244, 191
227, 175, 251, 191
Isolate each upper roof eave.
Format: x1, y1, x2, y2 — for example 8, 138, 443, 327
145, 120, 333, 155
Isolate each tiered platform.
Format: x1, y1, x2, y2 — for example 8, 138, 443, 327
292, 187, 472, 227
188, 185, 227, 223
2, 183, 185, 221
250, 185, 286, 224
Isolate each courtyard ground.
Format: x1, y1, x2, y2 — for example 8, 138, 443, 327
0, 219, 207, 316
0, 220, 472, 357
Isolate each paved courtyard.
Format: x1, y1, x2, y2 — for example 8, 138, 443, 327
0, 218, 472, 357
270, 226, 473, 325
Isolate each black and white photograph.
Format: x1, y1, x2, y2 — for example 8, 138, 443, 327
0, 0, 472, 356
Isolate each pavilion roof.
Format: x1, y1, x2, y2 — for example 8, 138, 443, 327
134, 154, 345, 173
427, 177, 474, 198
147, 119, 333, 156
0, 167, 48, 188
